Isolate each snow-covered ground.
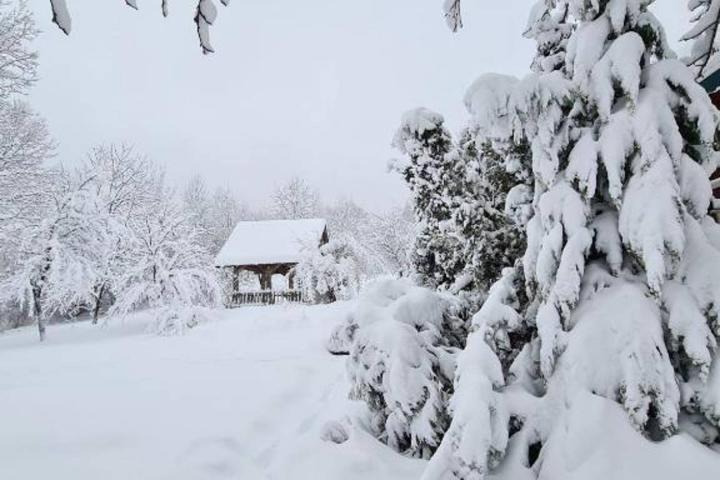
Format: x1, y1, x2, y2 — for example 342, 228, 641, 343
2, 302, 720, 480
0, 303, 423, 480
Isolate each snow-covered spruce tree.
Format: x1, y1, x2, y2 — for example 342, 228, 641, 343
424, 1, 720, 477
392, 108, 465, 290
295, 239, 359, 304
524, 0, 572, 74
345, 278, 469, 458
445, 75, 529, 296
109, 185, 221, 335
393, 95, 527, 296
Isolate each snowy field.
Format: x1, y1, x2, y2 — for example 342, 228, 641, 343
2, 303, 720, 480
0, 303, 423, 480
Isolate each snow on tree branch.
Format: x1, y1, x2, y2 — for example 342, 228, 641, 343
48, 0, 70, 34
271, 176, 320, 220
0, 1, 38, 98
0, 101, 55, 227
443, 0, 462, 32
683, 0, 720, 78
47, 0, 231, 54
295, 239, 359, 304
49, 0, 461, 53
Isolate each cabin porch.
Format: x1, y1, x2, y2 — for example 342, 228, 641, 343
225, 263, 304, 306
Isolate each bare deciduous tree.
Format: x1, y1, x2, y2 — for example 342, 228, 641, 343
207, 186, 251, 252
80, 143, 158, 323
4, 171, 109, 340
83, 143, 156, 217
365, 204, 416, 277
0, 0, 38, 97
271, 176, 320, 220
0, 100, 55, 227
109, 184, 220, 335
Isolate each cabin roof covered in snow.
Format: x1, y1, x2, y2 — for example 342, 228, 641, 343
214, 218, 328, 267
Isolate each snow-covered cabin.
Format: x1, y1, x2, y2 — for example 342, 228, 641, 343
214, 218, 329, 295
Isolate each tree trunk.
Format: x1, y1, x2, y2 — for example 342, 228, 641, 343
260, 267, 273, 291
91, 284, 105, 324
38, 317, 46, 342
35, 234, 54, 341
33, 288, 45, 342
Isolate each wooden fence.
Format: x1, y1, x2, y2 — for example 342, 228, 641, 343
228, 290, 304, 307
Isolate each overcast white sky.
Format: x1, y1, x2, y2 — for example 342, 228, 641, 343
26, 0, 689, 211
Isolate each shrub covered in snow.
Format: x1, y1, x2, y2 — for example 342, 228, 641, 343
343, 278, 469, 458
326, 308, 358, 355
295, 239, 359, 304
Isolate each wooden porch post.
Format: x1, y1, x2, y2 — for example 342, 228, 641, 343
260, 266, 274, 290
232, 266, 240, 292
288, 269, 296, 290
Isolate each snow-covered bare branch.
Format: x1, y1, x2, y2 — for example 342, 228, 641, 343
109, 185, 221, 335
0, 1, 38, 98
47, 0, 230, 54
271, 176, 321, 220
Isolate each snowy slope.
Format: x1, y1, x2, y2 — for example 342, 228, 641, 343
0, 303, 423, 480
